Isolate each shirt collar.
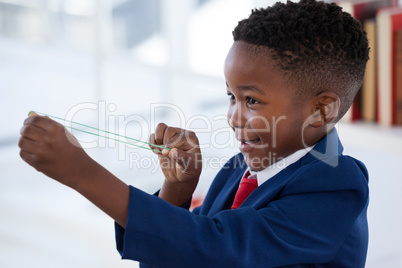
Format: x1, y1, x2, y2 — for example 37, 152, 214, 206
246, 146, 314, 186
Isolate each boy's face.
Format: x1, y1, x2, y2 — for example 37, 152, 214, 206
224, 41, 312, 171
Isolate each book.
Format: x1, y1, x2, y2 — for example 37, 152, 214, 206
377, 7, 402, 126
337, 0, 393, 122
361, 19, 376, 122
396, 29, 402, 126
338, 0, 393, 20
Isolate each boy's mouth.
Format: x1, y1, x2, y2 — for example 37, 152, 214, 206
238, 138, 261, 152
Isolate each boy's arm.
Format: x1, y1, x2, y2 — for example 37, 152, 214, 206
18, 114, 202, 226
19, 113, 130, 227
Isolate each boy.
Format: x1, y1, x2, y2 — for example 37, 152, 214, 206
19, 0, 369, 267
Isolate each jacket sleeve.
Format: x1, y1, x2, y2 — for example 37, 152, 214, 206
115, 156, 368, 268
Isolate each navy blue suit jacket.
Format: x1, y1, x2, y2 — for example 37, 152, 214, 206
115, 129, 369, 267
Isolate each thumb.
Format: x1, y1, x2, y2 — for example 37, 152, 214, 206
165, 148, 194, 171
28, 111, 38, 117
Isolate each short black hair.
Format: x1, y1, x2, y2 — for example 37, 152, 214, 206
233, 0, 369, 119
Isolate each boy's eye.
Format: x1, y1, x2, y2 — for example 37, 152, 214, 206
227, 92, 235, 100
247, 97, 260, 105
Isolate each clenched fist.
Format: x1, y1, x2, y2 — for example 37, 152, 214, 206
19, 112, 96, 188
149, 123, 202, 206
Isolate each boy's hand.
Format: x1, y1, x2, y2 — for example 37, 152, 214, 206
18, 113, 95, 188
19, 112, 130, 227
149, 123, 202, 206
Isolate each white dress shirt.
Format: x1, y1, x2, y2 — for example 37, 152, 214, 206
247, 146, 314, 186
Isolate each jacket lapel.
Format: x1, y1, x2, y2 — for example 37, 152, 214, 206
206, 166, 246, 216
241, 160, 302, 209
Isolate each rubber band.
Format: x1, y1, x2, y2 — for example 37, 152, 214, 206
29, 111, 170, 153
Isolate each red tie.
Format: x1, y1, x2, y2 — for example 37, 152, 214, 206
231, 171, 258, 209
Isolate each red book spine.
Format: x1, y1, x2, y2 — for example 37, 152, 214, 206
392, 14, 402, 125
395, 30, 402, 125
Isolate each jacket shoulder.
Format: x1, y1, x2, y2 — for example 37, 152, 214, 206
284, 154, 369, 196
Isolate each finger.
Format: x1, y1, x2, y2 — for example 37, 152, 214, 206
149, 133, 162, 154
166, 148, 199, 171
28, 111, 38, 117
149, 133, 156, 148
161, 147, 182, 165
18, 136, 39, 154
154, 123, 168, 145
23, 114, 57, 131
157, 153, 173, 168
19, 149, 40, 170
163, 127, 185, 146
163, 131, 199, 152
20, 124, 47, 142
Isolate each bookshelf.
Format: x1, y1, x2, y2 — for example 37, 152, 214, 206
335, 1, 402, 267
337, 0, 402, 126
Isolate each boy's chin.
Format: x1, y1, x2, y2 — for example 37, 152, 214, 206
242, 152, 275, 171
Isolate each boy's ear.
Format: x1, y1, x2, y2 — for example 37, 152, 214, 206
309, 91, 340, 128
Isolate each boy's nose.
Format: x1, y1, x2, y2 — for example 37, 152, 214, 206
227, 105, 246, 129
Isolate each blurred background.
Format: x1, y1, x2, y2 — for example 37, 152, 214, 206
0, 0, 402, 267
